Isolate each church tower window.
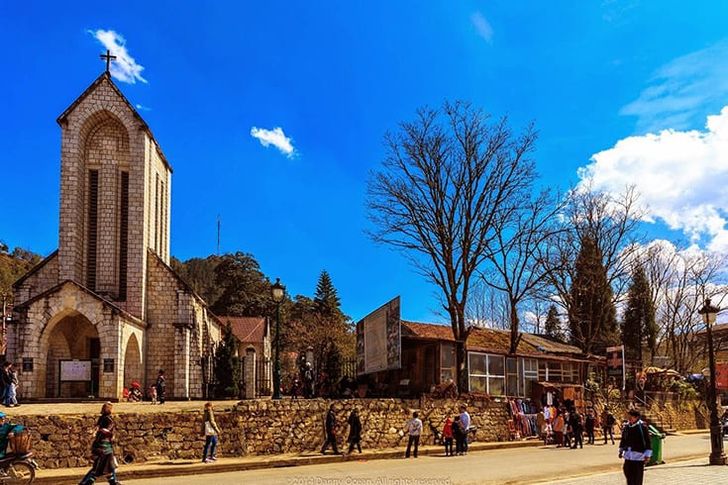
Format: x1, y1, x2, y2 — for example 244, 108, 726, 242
118, 171, 129, 300
86, 169, 99, 290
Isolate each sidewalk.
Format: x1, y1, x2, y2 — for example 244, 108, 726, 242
34, 439, 544, 485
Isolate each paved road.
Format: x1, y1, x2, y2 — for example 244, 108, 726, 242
547, 458, 727, 484
125, 434, 712, 485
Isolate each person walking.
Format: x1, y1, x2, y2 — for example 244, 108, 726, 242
619, 410, 652, 485
552, 412, 565, 447
585, 408, 596, 445
442, 417, 454, 456
4, 364, 19, 408
603, 409, 616, 445
155, 370, 166, 405
459, 405, 471, 454
201, 402, 222, 463
346, 409, 362, 454
320, 405, 340, 455
79, 402, 122, 485
569, 410, 583, 449
404, 411, 422, 458
563, 410, 572, 448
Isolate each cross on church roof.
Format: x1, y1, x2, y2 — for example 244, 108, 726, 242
100, 49, 117, 74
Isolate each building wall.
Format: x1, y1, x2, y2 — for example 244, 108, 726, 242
12, 253, 59, 304
7, 283, 123, 399
145, 253, 221, 398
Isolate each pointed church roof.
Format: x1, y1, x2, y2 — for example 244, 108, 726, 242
56, 72, 172, 172
12, 279, 146, 327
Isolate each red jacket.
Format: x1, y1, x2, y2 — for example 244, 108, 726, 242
443, 419, 453, 439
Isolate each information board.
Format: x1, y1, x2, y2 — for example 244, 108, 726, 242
606, 345, 625, 390
60, 360, 92, 382
356, 296, 401, 375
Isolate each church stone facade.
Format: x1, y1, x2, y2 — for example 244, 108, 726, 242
7, 72, 223, 400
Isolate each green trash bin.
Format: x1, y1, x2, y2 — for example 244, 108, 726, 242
647, 424, 665, 466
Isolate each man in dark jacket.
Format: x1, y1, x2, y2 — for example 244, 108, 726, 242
347, 409, 362, 454
619, 410, 652, 485
569, 410, 583, 449
321, 405, 340, 454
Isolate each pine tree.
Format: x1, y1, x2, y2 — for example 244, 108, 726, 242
544, 305, 565, 341
622, 265, 657, 364
214, 323, 241, 397
314, 270, 341, 316
569, 236, 618, 353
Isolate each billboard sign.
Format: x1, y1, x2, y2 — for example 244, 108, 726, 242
606, 345, 625, 390
356, 296, 401, 375
716, 362, 728, 390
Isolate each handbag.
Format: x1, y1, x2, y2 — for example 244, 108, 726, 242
204, 421, 216, 436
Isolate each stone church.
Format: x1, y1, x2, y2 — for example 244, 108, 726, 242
7, 70, 223, 400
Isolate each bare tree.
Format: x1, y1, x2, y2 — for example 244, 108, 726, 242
367, 101, 537, 391
481, 190, 564, 352
657, 249, 728, 373
539, 184, 643, 352
466, 281, 510, 330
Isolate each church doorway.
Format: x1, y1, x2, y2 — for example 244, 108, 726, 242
123, 334, 143, 389
44, 312, 100, 398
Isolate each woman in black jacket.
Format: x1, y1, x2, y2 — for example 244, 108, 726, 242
347, 409, 362, 454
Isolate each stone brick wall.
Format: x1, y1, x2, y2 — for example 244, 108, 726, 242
648, 400, 709, 430
13, 253, 58, 304
16, 397, 510, 469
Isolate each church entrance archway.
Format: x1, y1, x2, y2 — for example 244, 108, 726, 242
123, 333, 143, 389
43, 312, 100, 398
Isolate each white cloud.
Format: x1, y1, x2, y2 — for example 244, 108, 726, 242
579, 107, 728, 252
250, 126, 296, 158
135, 104, 151, 112
88, 29, 147, 84
621, 41, 728, 132
471, 12, 494, 43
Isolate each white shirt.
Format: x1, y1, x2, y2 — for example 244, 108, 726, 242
407, 418, 423, 436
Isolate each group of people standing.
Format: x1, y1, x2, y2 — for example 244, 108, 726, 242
538, 406, 617, 449
321, 404, 474, 459
440, 405, 471, 457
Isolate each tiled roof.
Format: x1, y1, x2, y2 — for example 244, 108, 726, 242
218, 316, 267, 344
401, 320, 585, 358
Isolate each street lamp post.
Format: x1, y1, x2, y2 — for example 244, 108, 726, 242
698, 298, 726, 466
271, 278, 285, 400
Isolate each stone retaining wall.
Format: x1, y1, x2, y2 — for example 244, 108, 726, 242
15, 397, 511, 469
648, 400, 709, 430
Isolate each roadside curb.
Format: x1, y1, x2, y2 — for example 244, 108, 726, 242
34, 440, 545, 484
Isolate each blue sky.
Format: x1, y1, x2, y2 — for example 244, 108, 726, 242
2, 1, 728, 322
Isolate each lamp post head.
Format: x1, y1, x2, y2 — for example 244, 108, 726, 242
699, 298, 720, 327
271, 278, 285, 303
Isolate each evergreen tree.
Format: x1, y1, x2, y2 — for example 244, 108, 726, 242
622, 265, 657, 363
569, 236, 618, 353
214, 323, 241, 397
210, 252, 274, 317
314, 270, 341, 316
544, 305, 565, 341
